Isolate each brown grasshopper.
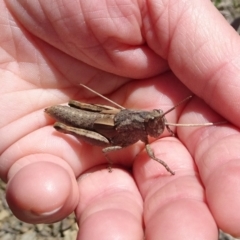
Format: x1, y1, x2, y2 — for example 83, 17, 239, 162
45, 84, 224, 175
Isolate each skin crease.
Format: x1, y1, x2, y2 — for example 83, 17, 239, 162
1, 0, 240, 239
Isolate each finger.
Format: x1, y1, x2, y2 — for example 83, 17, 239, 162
133, 137, 218, 239
6, 0, 167, 78
5, 155, 79, 224
75, 167, 143, 239
178, 97, 240, 236
1, 115, 141, 225
0, 124, 100, 223
144, 0, 240, 126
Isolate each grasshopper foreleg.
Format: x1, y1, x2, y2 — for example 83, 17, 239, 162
145, 144, 175, 175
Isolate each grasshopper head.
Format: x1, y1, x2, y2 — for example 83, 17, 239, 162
145, 109, 166, 138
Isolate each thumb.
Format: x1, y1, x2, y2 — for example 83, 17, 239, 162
144, 0, 240, 126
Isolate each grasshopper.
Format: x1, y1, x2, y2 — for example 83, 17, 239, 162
45, 84, 224, 175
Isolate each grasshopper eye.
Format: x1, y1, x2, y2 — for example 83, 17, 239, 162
145, 110, 165, 138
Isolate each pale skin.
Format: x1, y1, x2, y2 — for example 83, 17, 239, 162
1, 0, 240, 239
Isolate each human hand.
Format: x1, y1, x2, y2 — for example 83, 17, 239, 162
1, 0, 240, 239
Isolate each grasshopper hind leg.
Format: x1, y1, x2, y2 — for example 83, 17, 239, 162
53, 122, 110, 146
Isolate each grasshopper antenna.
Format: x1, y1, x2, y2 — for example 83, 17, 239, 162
163, 95, 227, 126
80, 84, 125, 109
165, 121, 227, 127
162, 95, 193, 117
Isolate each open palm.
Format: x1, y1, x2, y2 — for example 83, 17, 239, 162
1, 1, 240, 239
